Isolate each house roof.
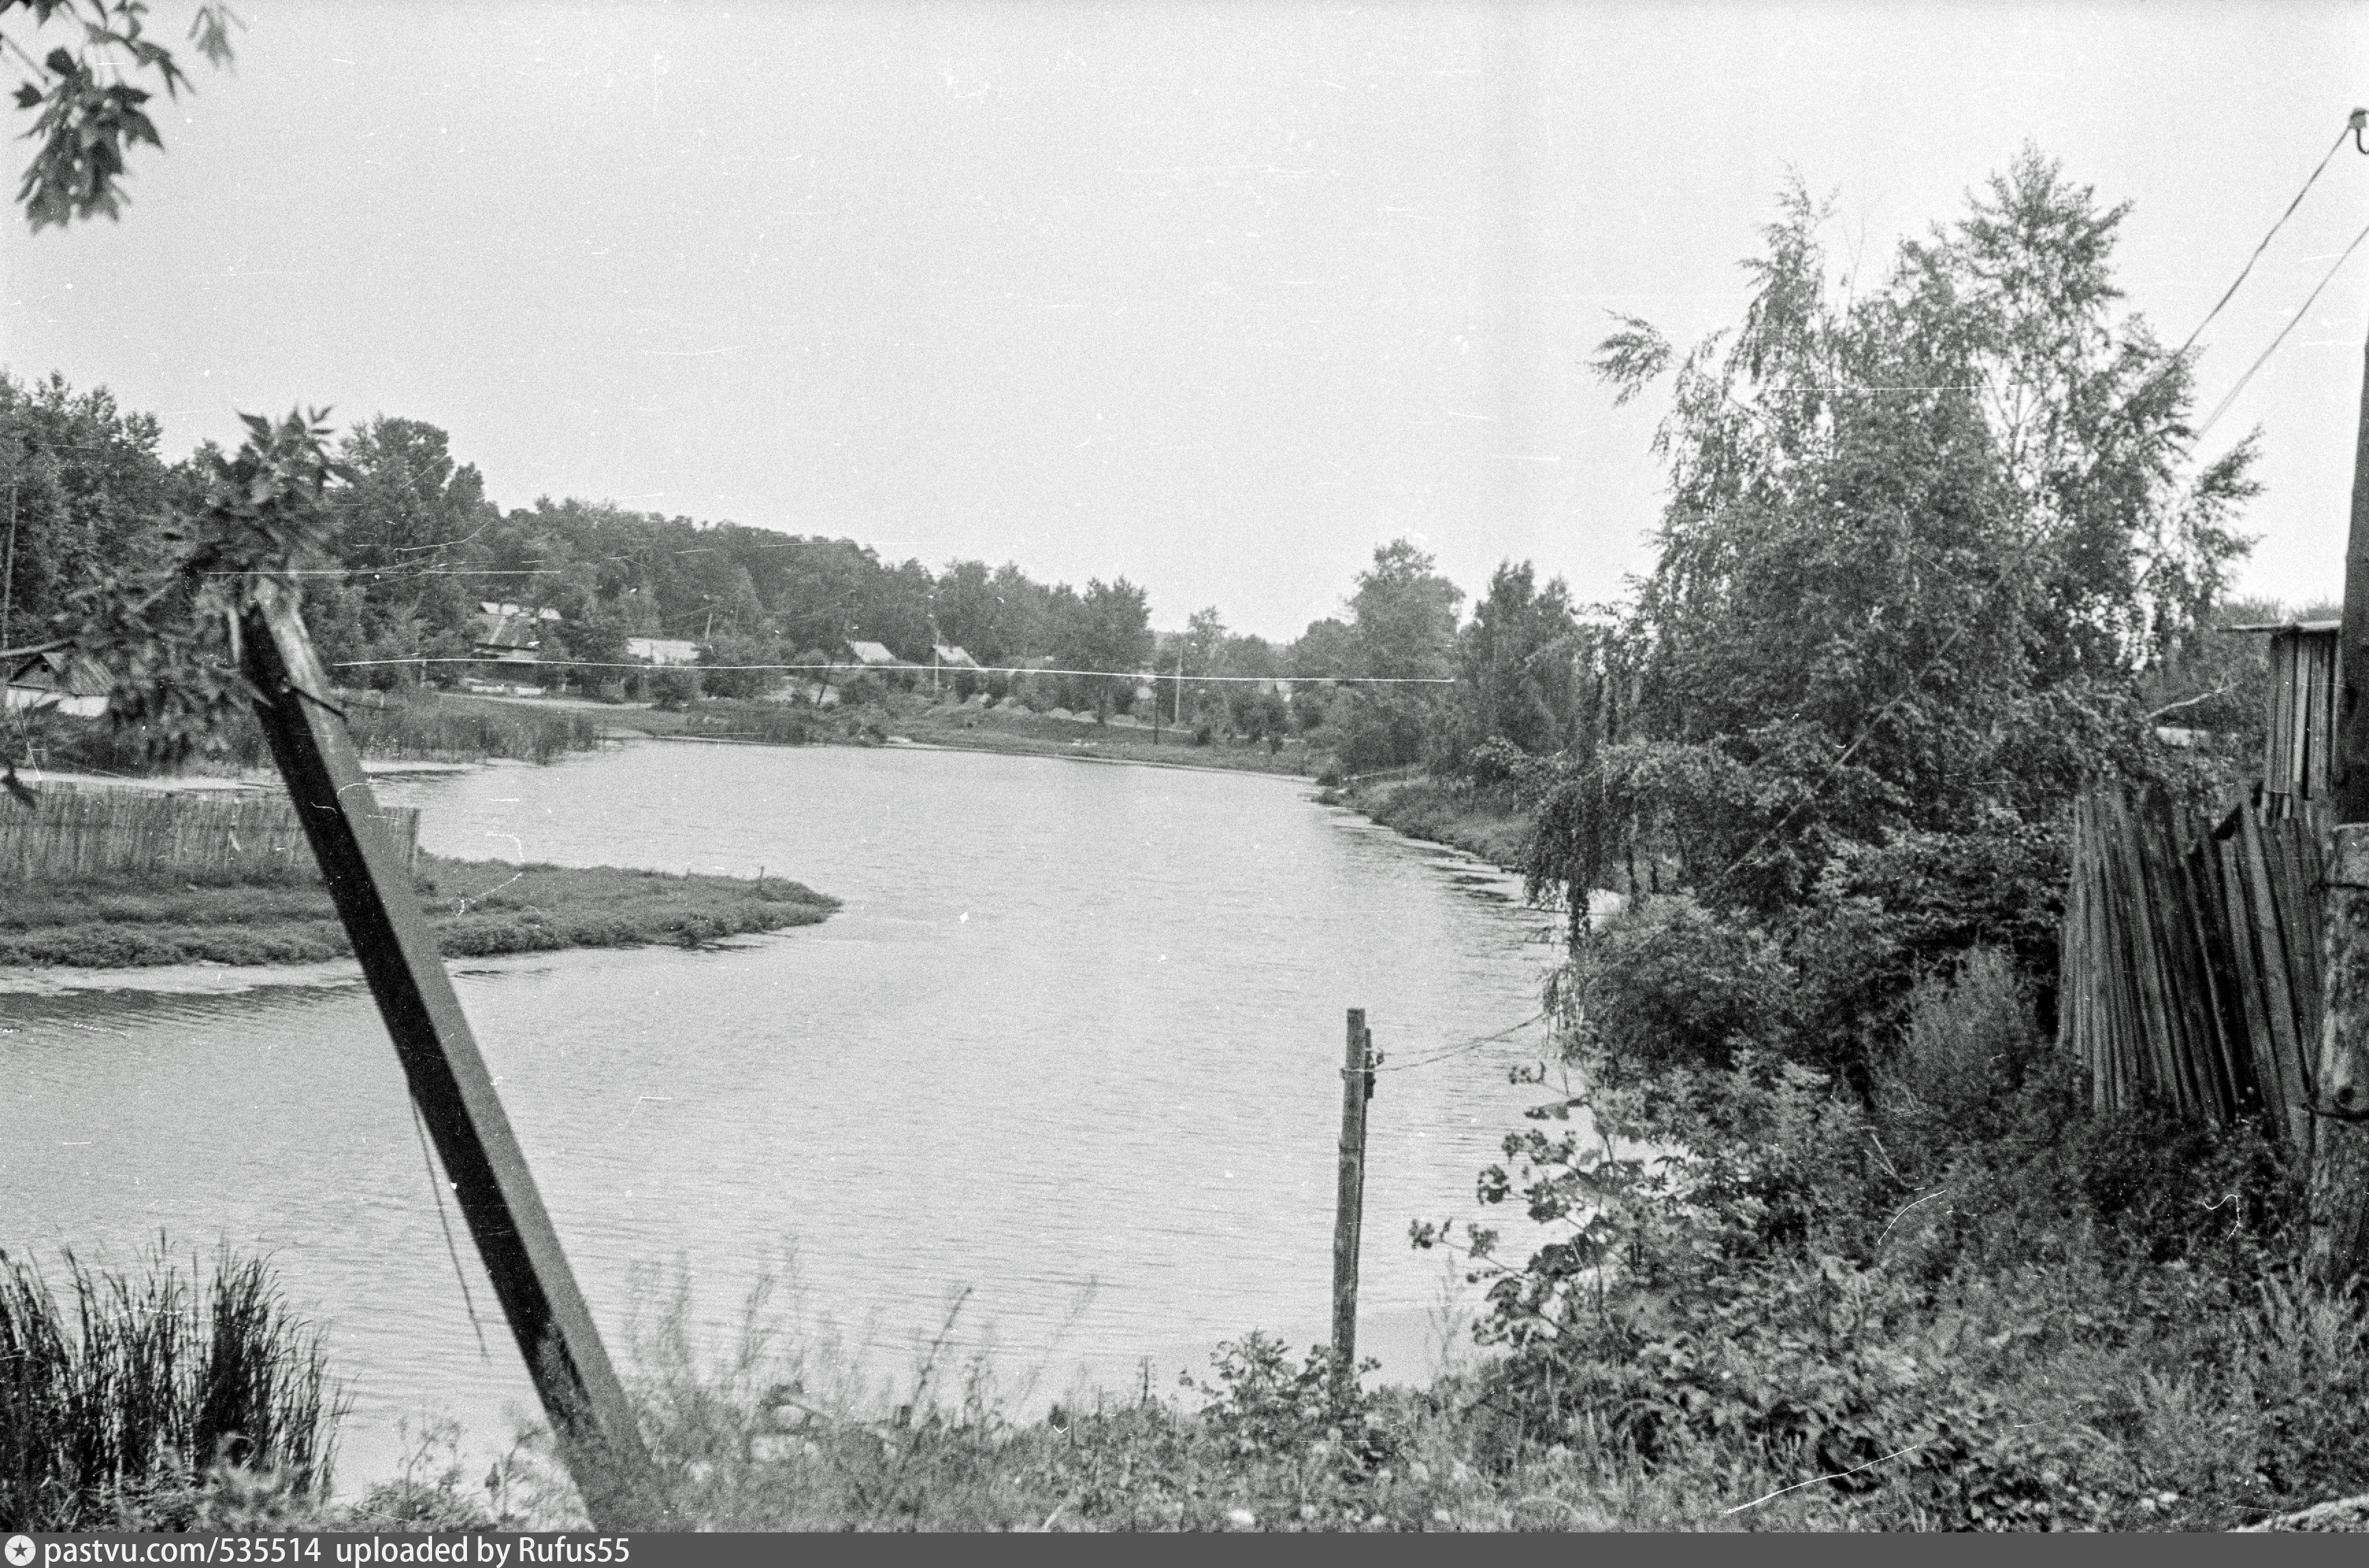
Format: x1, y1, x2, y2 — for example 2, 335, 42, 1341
5, 648, 112, 699
474, 607, 546, 653
932, 644, 980, 668
478, 602, 562, 622
626, 637, 701, 666
2224, 619, 2341, 635
844, 640, 900, 666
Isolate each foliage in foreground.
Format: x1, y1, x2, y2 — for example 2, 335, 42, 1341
0, 1244, 344, 1531
1421, 941, 2369, 1531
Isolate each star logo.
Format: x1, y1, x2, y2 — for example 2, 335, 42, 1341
5, 1534, 36, 1567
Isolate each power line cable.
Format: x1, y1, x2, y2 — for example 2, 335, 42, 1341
330, 656, 1452, 682
2195, 210, 2369, 439
2163, 117, 2357, 376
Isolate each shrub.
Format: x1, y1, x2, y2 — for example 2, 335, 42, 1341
649, 670, 700, 710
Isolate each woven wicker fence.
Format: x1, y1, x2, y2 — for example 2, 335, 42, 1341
0, 787, 420, 885
2061, 787, 2324, 1154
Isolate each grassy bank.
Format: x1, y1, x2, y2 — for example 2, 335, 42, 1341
0, 855, 837, 968
1341, 777, 1531, 870
896, 699, 1315, 775
587, 690, 1318, 776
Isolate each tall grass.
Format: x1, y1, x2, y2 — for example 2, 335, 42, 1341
0, 1243, 346, 1530
340, 691, 607, 764
18, 687, 605, 776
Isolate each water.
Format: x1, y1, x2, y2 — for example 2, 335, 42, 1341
1, 739, 1569, 1486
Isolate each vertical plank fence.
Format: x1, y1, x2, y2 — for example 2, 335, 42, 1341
0, 785, 420, 883
2062, 786, 2324, 1155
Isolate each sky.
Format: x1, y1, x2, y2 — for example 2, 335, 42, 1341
4, 0, 2368, 640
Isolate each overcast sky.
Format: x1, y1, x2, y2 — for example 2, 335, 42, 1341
4, 1, 2367, 638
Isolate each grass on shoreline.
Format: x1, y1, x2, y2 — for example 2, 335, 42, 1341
1342, 777, 1531, 870
0, 855, 838, 968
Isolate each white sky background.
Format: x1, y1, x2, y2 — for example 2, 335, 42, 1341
3, 0, 2367, 639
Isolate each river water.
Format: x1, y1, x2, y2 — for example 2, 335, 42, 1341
2, 739, 1569, 1487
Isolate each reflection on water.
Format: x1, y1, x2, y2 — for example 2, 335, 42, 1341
2, 742, 1568, 1486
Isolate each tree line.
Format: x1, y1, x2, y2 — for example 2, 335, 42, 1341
0, 370, 1604, 761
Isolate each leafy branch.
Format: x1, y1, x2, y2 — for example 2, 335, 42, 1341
5, 0, 240, 231
2, 405, 347, 797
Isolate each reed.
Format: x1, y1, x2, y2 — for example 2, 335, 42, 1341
21, 687, 605, 774
0, 1243, 346, 1530
340, 690, 606, 764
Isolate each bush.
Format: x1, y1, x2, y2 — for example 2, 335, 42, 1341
1561, 894, 1799, 1086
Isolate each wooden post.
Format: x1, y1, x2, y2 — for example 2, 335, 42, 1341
2318, 327, 2369, 1287
1330, 1008, 1374, 1408
2311, 828, 2369, 1283
238, 582, 662, 1526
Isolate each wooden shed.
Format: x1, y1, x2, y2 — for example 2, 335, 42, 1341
2227, 618, 2340, 814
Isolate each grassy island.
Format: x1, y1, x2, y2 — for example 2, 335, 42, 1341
0, 854, 838, 969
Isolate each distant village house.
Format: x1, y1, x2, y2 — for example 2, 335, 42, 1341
3, 648, 111, 719
626, 637, 700, 667
472, 602, 561, 665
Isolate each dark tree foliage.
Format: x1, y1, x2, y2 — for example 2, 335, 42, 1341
0, 372, 183, 648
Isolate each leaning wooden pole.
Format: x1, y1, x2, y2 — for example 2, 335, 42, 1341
239, 583, 661, 1526
1330, 1008, 1374, 1408
2314, 326, 2369, 1289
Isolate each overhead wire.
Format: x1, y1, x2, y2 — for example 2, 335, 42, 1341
2194, 210, 2369, 439
1372, 1009, 1550, 1072
327, 655, 1454, 683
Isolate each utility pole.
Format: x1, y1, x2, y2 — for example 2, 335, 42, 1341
2315, 327, 2369, 1287
239, 582, 663, 1526
1330, 1008, 1376, 1408
2, 480, 16, 655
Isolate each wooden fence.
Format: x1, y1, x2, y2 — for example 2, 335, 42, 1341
2061, 787, 2324, 1153
0, 785, 421, 885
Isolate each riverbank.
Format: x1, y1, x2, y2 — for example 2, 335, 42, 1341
0, 855, 838, 968
1340, 776, 1530, 870
574, 690, 1318, 777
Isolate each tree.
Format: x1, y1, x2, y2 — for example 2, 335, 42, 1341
318, 417, 492, 678
6, 0, 239, 231
1182, 605, 1226, 726
0, 372, 179, 649
1541, 149, 2254, 915
1348, 539, 1462, 681
1050, 577, 1152, 718
1454, 560, 1582, 762
1528, 149, 2257, 1087
1330, 539, 1464, 771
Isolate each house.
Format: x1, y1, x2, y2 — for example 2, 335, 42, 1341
841, 640, 903, 670
3, 648, 111, 718
931, 644, 980, 671
472, 602, 562, 664
2226, 618, 2339, 813
626, 637, 700, 667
